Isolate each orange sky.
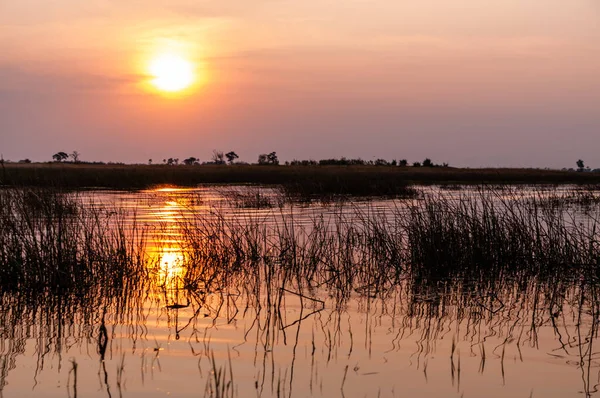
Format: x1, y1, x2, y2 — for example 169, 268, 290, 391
1, 0, 599, 167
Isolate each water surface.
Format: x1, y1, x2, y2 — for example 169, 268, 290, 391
1, 185, 600, 397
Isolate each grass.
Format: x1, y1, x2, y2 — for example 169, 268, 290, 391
2, 185, 598, 303
3, 163, 600, 196
0, 188, 148, 295
1, 186, 600, 395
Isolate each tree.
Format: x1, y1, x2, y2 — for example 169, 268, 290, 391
412, 161, 421, 167
212, 150, 225, 165
52, 152, 69, 162
422, 158, 433, 167
577, 159, 585, 171
149, 159, 152, 165
267, 152, 279, 165
225, 151, 239, 164
183, 157, 198, 165
258, 152, 279, 165
258, 154, 268, 165
70, 151, 80, 163
399, 159, 408, 167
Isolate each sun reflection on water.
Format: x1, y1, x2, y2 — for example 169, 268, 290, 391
144, 189, 190, 298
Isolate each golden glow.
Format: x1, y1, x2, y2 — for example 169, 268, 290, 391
149, 53, 195, 92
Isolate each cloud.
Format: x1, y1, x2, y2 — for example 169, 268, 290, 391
0, 65, 141, 94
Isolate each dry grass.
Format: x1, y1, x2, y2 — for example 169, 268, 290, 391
2, 163, 600, 194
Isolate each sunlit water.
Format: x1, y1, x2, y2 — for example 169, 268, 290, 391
2, 185, 600, 397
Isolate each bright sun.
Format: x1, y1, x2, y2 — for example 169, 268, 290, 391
149, 54, 195, 92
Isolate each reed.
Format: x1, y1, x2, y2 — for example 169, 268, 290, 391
5, 163, 600, 193
1, 185, 600, 396
0, 188, 148, 295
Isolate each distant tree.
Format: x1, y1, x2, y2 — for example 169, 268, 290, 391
412, 161, 421, 167
258, 152, 279, 165
225, 151, 239, 164
374, 159, 389, 166
149, 159, 152, 165
577, 159, 585, 171
52, 152, 69, 162
18, 159, 31, 163
399, 159, 408, 167
174, 158, 179, 165
267, 152, 279, 165
391, 160, 397, 166
183, 157, 198, 165
212, 150, 226, 165
422, 158, 433, 167
70, 151, 81, 163
167, 158, 174, 165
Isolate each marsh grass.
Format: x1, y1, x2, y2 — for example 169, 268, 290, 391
6, 163, 600, 194
204, 349, 236, 398
0, 188, 152, 390
2, 185, 600, 322
0, 188, 148, 294
216, 186, 281, 209
152, 186, 600, 329
2, 186, 600, 395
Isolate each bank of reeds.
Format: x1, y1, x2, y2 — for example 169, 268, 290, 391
0, 189, 155, 392
5, 163, 600, 193
2, 186, 599, 308
164, 187, 600, 306
2, 186, 600, 394
0, 189, 148, 296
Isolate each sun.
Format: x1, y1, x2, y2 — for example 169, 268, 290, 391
149, 54, 195, 93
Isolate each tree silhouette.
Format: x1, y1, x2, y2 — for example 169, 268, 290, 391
399, 159, 408, 167
52, 152, 69, 162
577, 159, 585, 171
212, 150, 225, 165
422, 158, 433, 167
258, 152, 279, 165
225, 151, 239, 164
267, 152, 279, 165
70, 151, 80, 163
183, 157, 198, 165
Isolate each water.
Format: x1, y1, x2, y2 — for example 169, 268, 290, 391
1, 186, 600, 397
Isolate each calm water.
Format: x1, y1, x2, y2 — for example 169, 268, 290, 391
2, 186, 600, 397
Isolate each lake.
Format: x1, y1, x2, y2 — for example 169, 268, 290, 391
0, 185, 599, 397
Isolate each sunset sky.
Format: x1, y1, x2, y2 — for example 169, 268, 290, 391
1, 0, 599, 167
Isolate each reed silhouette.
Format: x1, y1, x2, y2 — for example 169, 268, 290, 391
0, 186, 599, 396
